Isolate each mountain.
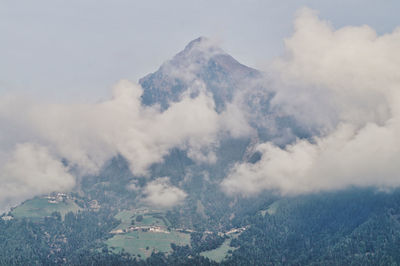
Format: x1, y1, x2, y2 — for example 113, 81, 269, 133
139, 37, 261, 112
2, 38, 400, 265
140, 37, 310, 145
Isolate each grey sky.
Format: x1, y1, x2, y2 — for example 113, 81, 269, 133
1, 0, 398, 102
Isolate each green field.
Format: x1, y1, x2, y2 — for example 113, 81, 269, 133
259, 200, 281, 217
105, 230, 190, 258
200, 233, 240, 262
11, 197, 81, 220
114, 210, 136, 230
266, 200, 280, 215
114, 209, 170, 230
200, 238, 236, 262
105, 209, 188, 258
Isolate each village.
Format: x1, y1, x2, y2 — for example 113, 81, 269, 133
45, 192, 68, 204
110, 220, 247, 237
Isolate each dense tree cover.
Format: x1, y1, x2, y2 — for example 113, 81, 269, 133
3, 188, 400, 265
190, 233, 226, 253
0, 209, 119, 265
222, 189, 400, 265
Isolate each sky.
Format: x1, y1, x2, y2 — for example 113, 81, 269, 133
1, 0, 399, 102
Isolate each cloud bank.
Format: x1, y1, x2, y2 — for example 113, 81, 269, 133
222, 8, 400, 196
0, 79, 249, 211
141, 177, 187, 208
0, 143, 75, 212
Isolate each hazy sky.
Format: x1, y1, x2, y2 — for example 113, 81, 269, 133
1, 0, 398, 102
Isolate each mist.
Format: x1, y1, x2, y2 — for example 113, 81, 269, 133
0, 79, 248, 210
221, 8, 400, 196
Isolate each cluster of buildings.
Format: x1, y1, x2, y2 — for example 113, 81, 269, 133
111, 225, 170, 234
45, 193, 68, 204
225, 226, 247, 235
89, 200, 100, 210
110, 220, 247, 238
1, 215, 13, 221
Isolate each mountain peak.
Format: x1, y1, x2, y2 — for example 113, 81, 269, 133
181, 36, 222, 53
172, 37, 225, 64
139, 37, 261, 110
184, 36, 209, 50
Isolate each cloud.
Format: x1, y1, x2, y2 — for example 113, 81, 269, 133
0, 143, 75, 212
222, 123, 400, 196
221, 8, 400, 196
160, 37, 224, 84
141, 177, 187, 208
1, 80, 247, 176
0, 78, 250, 211
270, 8, 396, 130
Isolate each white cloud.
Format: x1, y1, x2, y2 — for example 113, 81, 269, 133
141, 177, 187, 208
0, 143, 75, 212
270, 8, 397, 130
1, 80, 247, 176
222, 8, 400, 196
222, 123, 400, 196
160, 37, 224, 84
0, 78, 251, 210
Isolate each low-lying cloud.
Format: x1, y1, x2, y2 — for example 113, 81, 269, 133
0, 143, 75, 212
0, 80, 249, 211
141, 177, 187, 208
222, 7, 400, 196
